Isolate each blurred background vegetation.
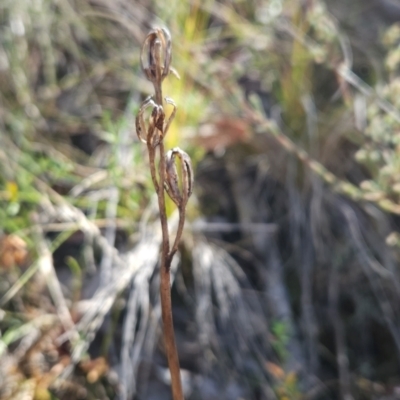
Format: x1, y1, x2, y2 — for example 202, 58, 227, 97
1, 0, 400, 399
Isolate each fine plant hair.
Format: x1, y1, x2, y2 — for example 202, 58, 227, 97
136, 27, 193, 400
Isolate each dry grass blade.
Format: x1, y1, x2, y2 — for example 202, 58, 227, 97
192, 240, 272, 387
32, 219, 77, 339
68, 221, 163, 363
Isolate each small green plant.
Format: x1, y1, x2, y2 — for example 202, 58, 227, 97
271, 320, 290, 361
135, 27, 193, 400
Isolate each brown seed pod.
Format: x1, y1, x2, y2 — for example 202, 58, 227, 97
164, 148, 193, 208
140, 28, 172, 84
149, 105, 165, 147
135, 96, 156, 143
135, 96, 165, 147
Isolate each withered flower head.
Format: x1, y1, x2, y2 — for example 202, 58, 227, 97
164, 148, 193, 209
140, 28, 172, 85
135, 96, 165, 147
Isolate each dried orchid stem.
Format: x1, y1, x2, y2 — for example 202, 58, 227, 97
137, 27, 194, 400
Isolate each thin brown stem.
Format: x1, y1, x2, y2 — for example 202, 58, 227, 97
154, 83, 184, 400
147, 146, 160, 193
138, 28, 187, 400
146, 116, 184, 400
157, 141, 170, 255
160, 257, 184, 400
169, 207, 185, 262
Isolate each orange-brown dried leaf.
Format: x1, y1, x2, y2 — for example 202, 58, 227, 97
265, 361, 285, 380
79, 357, 109, 383
195, 117, 252, 152
0, 234, 28, 269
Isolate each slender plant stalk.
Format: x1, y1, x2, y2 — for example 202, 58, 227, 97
169, 205, 185, 261
136, 28, 193, 400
